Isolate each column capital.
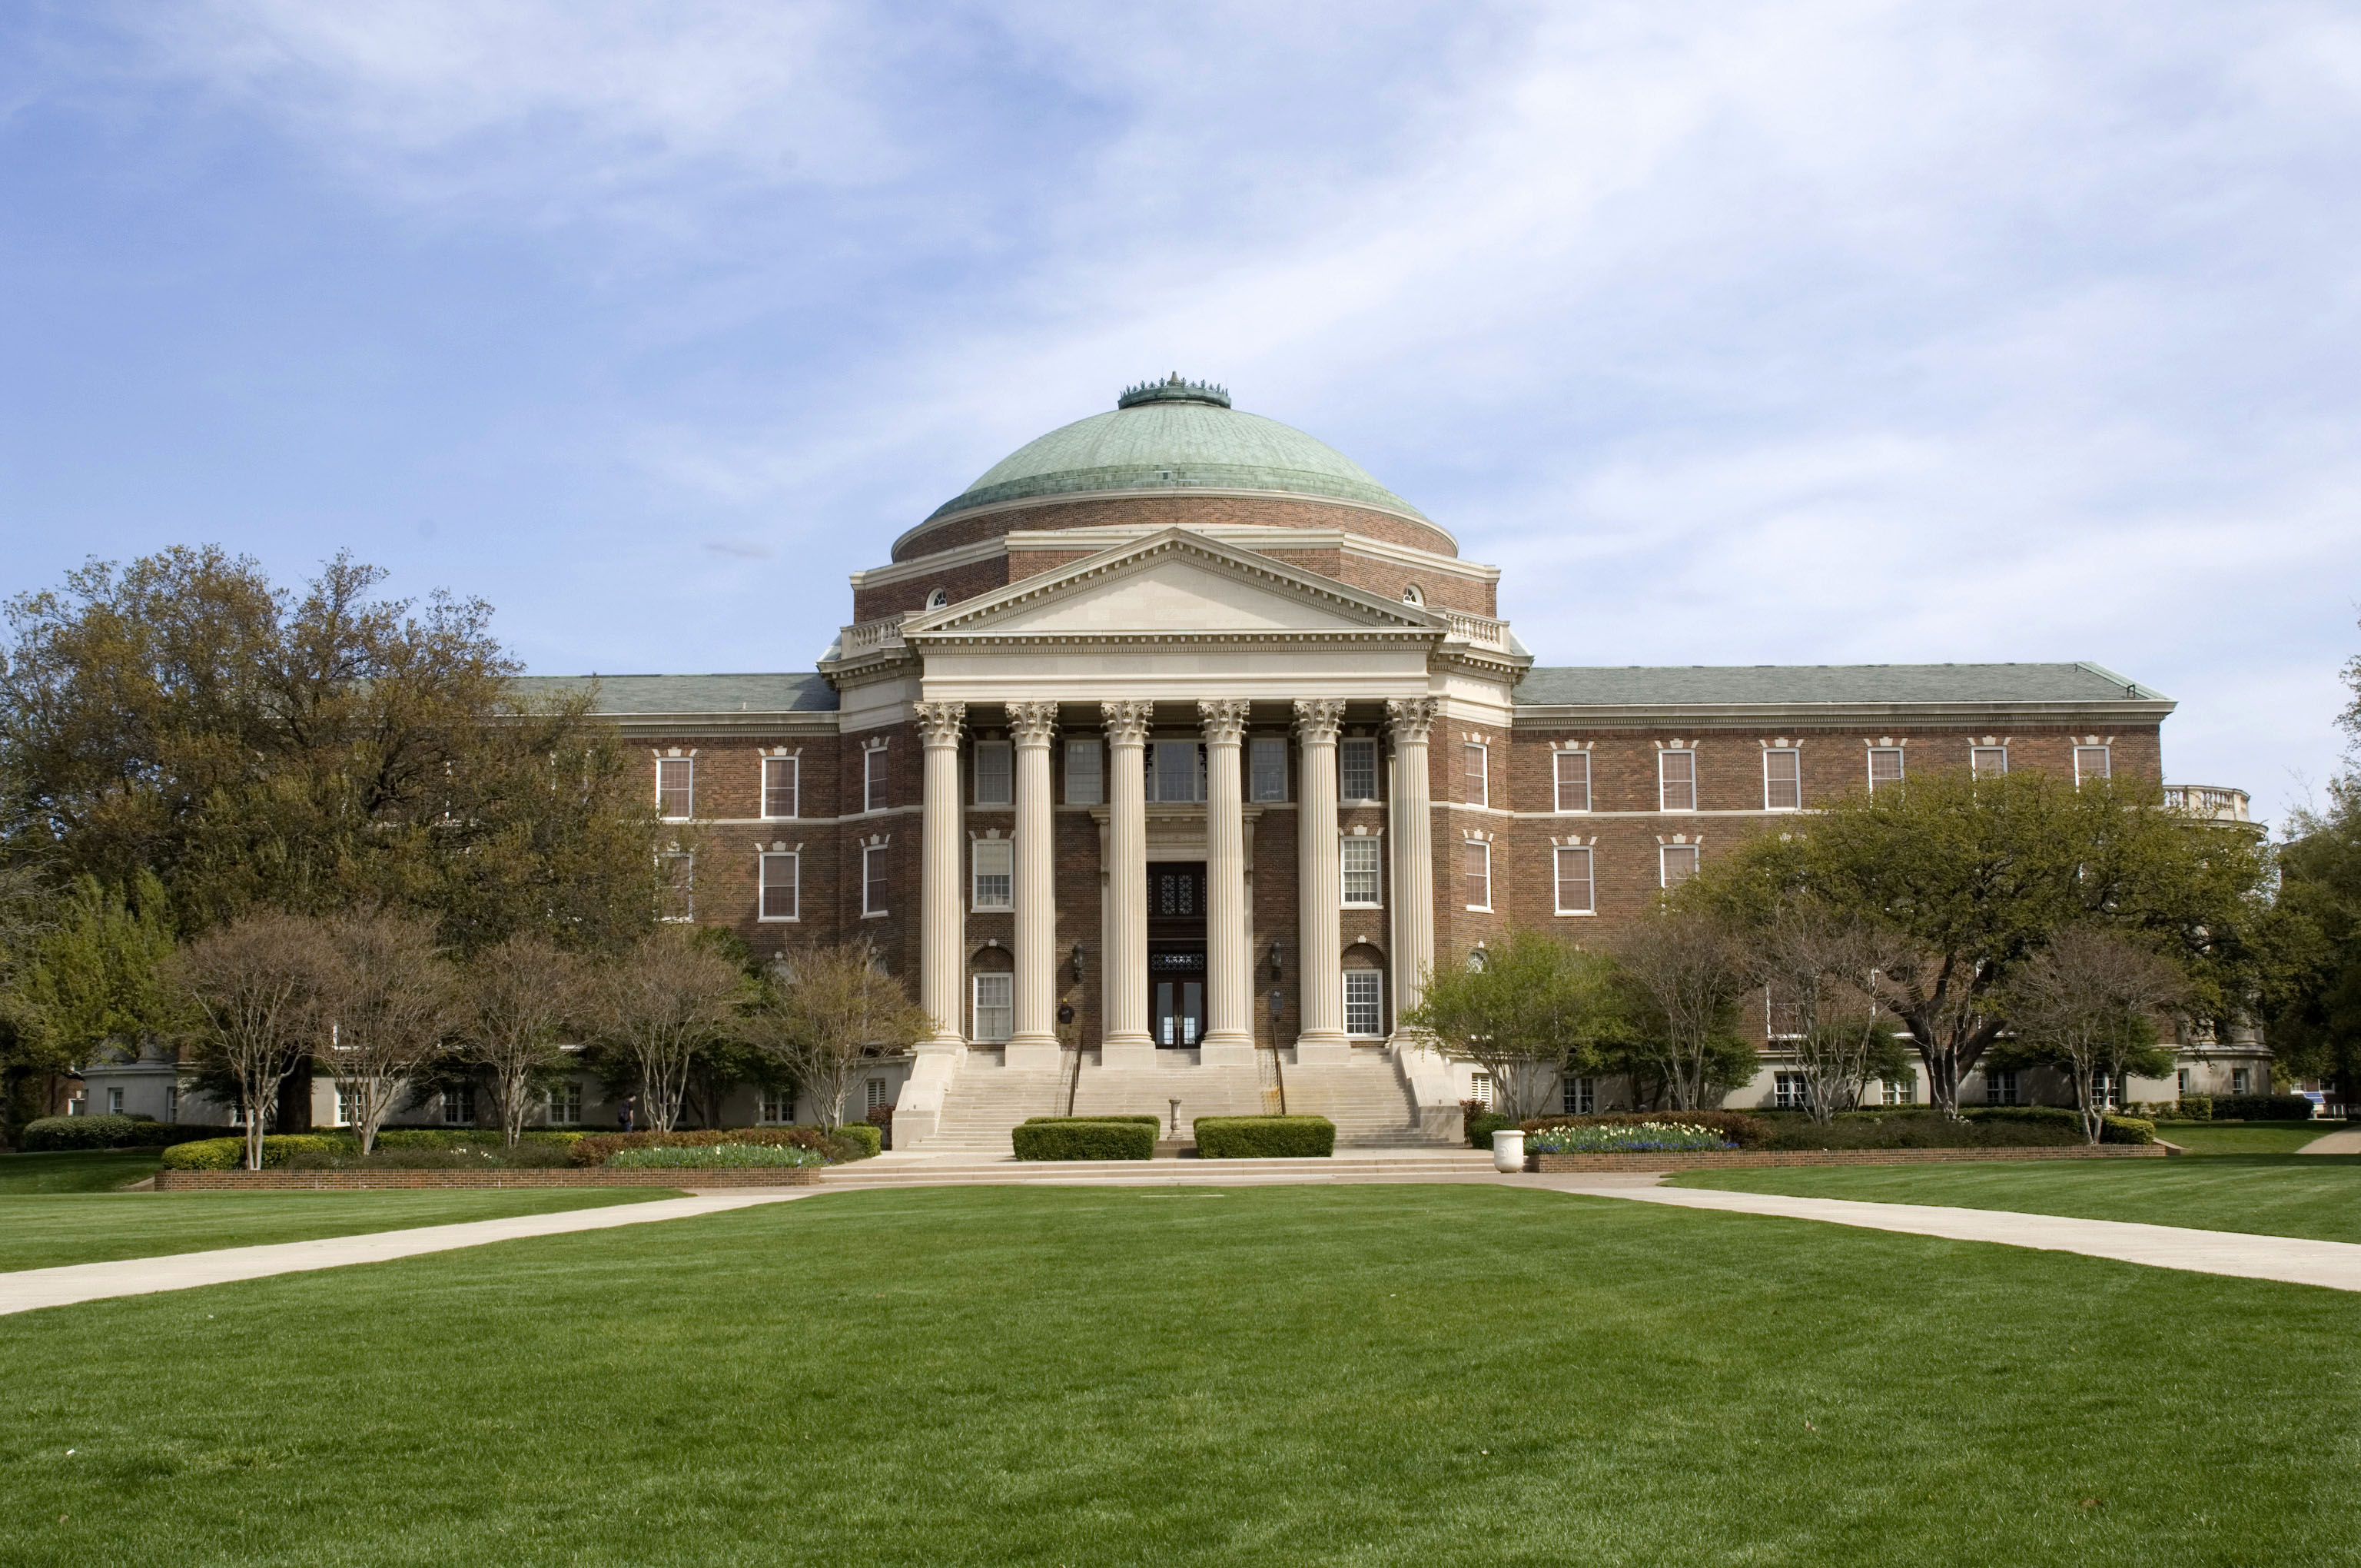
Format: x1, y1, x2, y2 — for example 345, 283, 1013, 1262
1099, 699, 1154, 748
1293, 697, 1348, 744
1006, 699, 1059, 749
1197, 697, 1253, 746
1384, 697, 1442, 743
913, 701, 968, 748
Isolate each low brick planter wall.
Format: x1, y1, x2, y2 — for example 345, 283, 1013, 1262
1534, 1144, 2169, 1173
154, 1168, 824, 1191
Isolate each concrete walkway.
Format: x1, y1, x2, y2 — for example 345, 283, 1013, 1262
1559, 1183, 2361, 1294
0, 1191, 817, 1317
2299, 1127, 2361, 1154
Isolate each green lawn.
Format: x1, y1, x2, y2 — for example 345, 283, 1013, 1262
0, 1188, 673, 1273
0, 1149, 164, 1193
5, 1184, 2359, 1566
1671, 1156, 2361, 1244
2153, 1119, 2338, 1154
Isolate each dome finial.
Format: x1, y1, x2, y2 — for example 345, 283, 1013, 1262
1119, 375, 1230, 410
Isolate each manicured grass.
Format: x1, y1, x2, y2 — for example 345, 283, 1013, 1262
2154, 1119, 2338, 1154
1672, 1156, 2361, 1244
5, 1184, 2359, 1566
0, 1189, 674, 1273
0, 1149, 164, 1193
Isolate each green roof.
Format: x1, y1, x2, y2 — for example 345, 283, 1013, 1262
925, 382, 1426, 523
512, 673, 838, 715
1513, 663, 2170, 709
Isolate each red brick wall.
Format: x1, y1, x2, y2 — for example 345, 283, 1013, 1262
1531, 1144, 2164, 1171
154, 1168, 822, 1190
893, 493, 1458, 563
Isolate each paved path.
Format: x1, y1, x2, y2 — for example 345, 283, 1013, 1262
1557, 1183, 2361, 1294
2299, 1127, 2361, 1154
0, 1191, 817, 1317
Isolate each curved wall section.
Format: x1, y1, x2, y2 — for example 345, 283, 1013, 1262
889, 491, 1461, 566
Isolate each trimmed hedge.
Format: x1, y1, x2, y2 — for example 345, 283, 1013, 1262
607, 1144, 827, 1170
160, 1134, 354, 1171
569, 1125, 872, 1168
1193, 1116, 1336, 1159
2212, 1095, 2314, 1123
1522, 1111, 1775, 1150
1022, 1115, 1164, 1126
833, 1122, 884, 1159
22, 1116, 224, 1152
1465, 1111, 1517, 1149
1012, 1121, 1156, 1161
1961, 1106, 2157, 1144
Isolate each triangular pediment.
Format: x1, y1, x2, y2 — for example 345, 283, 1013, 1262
905, 528, 1445, 642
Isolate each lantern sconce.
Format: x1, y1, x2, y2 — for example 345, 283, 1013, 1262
1071, 944, 1086, 983
1268, 941, 1283, 982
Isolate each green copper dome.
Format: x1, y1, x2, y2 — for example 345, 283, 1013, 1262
922, 377, 1427, 523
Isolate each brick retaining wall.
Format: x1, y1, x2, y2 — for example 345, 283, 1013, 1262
1534, 1144, 2169, 1173
154, 1168, 823, 1191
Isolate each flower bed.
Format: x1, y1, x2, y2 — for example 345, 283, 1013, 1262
153, 1167, 822, 1191
606, 1144, 827, 1170
1527, 1121, 1737, 1154
1533, 1144, 2170, 1173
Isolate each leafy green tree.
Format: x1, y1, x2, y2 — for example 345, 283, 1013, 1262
1740, 895, 1912, 1121
1987, 927, 2189, 1143
2, 870, 189, 1138
1403, 929, 1622, 1121
2273, 779, 2361, 1104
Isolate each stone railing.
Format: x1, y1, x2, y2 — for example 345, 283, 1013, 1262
835, 616, 908, 658
2163, 785, 2250, 822
1443, 610, 1511, 650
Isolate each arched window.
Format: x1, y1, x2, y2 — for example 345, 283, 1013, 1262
926, 587, 949, 610
1402, 584, 1423, 606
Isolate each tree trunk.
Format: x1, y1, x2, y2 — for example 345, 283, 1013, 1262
274, 1059, 314, 1132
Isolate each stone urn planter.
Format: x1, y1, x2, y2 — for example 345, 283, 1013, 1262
1491, 1128, 1526, 1174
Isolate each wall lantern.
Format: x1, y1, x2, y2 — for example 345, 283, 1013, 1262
1071, 944, 1086, 983
1267, 941, 1283, 982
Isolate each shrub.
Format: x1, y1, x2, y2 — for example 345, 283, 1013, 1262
834, 1122, 884, 1159
373, 1129, 586, 1151
1958, 1107, 2155, 1145
2102, 1115, 2157, 1145
1022, 1115, 1164, 1126
569, 1126, 865, 1168
607, 1144, 826, 1170
1012, 1121, 1156, 1161
1528, 1121, 1736, 1154
22, 1116, 225, 1152
1768, 1112, 2076, 1151
2211, 1095, 2315, 1123
158, 1134, 354, 1171
1464, 1110, 1517, 1149
2175, 1096, 2213, 1121
1193, 1116, 1336, 1159
1522, 1111, 1775, 1150
284, 1141, 576, 1171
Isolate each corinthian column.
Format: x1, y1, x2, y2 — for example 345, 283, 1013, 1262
913, 702, 968, 1051
1292, 698, 1349, 1062
1100, 699, 1155, 1068
1005, 700, 1061, 1069
1198, 698, 1254, 1065
1386, 698, 1441, 1035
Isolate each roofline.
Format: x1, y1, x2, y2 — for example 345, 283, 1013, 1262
890, 485, 1458, 563
1509, 699, 2178, 726
851, 525, 1496, 590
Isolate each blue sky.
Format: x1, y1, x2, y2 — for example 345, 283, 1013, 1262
3, 2, 2356, 826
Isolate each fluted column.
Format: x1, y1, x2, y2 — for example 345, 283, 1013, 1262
1100, 699, 1155, 1068
1386, 698, 1440, 1038
914, 702, 968, 1050
1292, 699, 1349, 1061
1198, 698, 1254, 1065
1005, 701, 1061, 1068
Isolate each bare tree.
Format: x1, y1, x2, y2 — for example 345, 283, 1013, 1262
595, 929, 744, 1133
1745, 899, 1913, 1122
171, 912, 327, 1169
315, 910, 453, 1154
1403, 929, 1622, 1122
1609, 908, 1755, 1111
453, 933, 590, 1148
1997, 927, 2191, 1144
742, 940, 934, 1131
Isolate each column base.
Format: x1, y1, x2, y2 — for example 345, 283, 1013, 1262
1198, 1031, 1254, 1067
1002, 1035, 1061, 1071
1293, 1031, 1350, 1064
1101, 1034, 1156, 1070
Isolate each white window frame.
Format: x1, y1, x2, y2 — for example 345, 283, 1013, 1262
1340, 836, 1382, 906
656, 757, 694, 820
1469, 1071, 1493, 1109
1064, 739, 1103, 806
759, 851, 799, 922
1774, 1071, 1811, 1110
1343, 969, 1383, 1038
657, 851, 694, 922
2231, 1067, 2252, 1095
759, 1088, 792, 1125
761, 756, 799, 819
1150, 740, 1204, 803
1553, 750, 1591, 813
862, 844, 889, 918
1250, 736, 1288, 802
1659, 843, 1699, 889
443, 1085, 475, 1126
164, 1086, 179, 1122
1880, 1078, 1914, 1107
1971, 746, 2008, 779
865, 1078, 889, 1112
1985, 1068, 2021, 1107
1659, 749, 1696, 812
1868, 747, 1904, 792
1340, 738, 1380, 802
1463, 742, 1489, 808
971, 838, 1014, 912
1463, 840, 1492, 911
971, 972, 1013, 1044
2075, 745, 2111, 786
1562, 1076, 1596, 1115
973, 739, 1013, 807
1765, 987, 1804, 1041
863, 746, 889, 813
1762, 748, 1801, 812
106, 1087, 124, 1115
1553, 845, 1594, 915
546, 1081, 583, 1126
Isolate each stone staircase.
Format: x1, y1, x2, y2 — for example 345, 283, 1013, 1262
915, 1048, 1459, 1154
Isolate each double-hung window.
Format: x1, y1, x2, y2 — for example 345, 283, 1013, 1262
546, 1082, 582, 1125
762, 756, 799, 819
862, 844, 889, 916
1463, 742, 1488, 806
2075, 745, 2110, 786
973, 740, 1013, 806
759, 851, 799, 922
863, 747, 889, 812
1554, 845, 1594, 915
657, 852, 694, 922
656, 757, 693, 819
1763, 749, 1801, 811
1151, 741, 1203, 803
971, 839, 1013, 911
1343, 970, 1383, 1037
1554, 751, 1590, 812
1340, 739, 1380, 802
1562, 1077, 1596, 1115
443, 1085, 476, 1126
971, 973, 1013, 1043
1971, 746, 2008, 779
107, 1087, 124, 1115
1880, 1078, 1913, 1106
759, 1089, 791, 1125
1659, 749, 1696, 812
1774, 1072, 1811, 1110
1659, 844, 1699, 889
1868, 747, 1904, 791
1463, 841, 1492, 909
1985, 1069, 2021, 1106
1341, 837, 1381, 905
1250, 737, 1288, 802
1065, 739, 1104, 806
